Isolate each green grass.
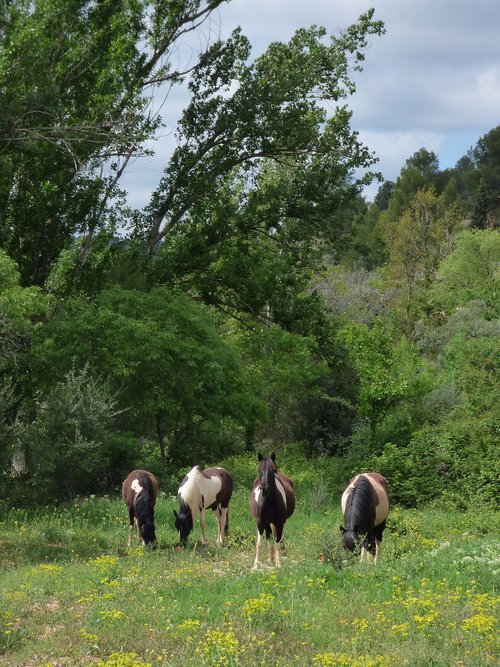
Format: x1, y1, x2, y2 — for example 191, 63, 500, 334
0, 456, 498, 667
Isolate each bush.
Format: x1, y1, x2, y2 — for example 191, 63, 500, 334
23, 366, 121, 500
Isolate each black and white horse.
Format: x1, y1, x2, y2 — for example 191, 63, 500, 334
340, 472, 390, 563
173, 466, 233, 547
122, 469, 159, 547
250, 452, 295, 569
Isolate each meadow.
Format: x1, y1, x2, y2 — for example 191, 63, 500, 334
0, 454, 498, 667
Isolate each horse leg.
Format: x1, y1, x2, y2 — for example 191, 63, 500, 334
264, 525, 275, 564
214, 506, 224, 545
200, 509, 208, 545
219, 506, 228, 545
136, 518, 144, 545
272, 523, 285, 568
364, 529, 376, 563
374, 520, 386, 564
127, 507, 135, 548
252, 528, 264, 570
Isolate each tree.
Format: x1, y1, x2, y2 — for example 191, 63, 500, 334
2, 2, 385, 313
31, 287, 261, 463
374, 180, 395, 211
25, 366, 122, 499
0, 0, 229, 284
380, 187, 463, 324
447, 126, 500, 224
0, 249, 46, 412
383, 148, 440, 220
338, 320, 433, 437
430, 229, 499, 317
472, 178, 489, 229
469, 125, 500, 225
226, 321, 327, 446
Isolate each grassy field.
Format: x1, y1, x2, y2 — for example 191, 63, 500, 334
0, 454, 498, 667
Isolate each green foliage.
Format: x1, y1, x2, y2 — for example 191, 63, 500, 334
32, 286, 260, 465
430, 229, 499, 316
314, 265, 395, 324
380, 187, 463, 328
21, 365, 123, 500
472, 178, 489, 228
228, 323, 326, 445
338, 320, 433, 431
372, 408, 499, 508
0, 249, 46, 333
467, 125, 500, 225
382, 148, 440, 221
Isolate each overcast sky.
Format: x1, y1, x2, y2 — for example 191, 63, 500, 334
122, 0, 500, 205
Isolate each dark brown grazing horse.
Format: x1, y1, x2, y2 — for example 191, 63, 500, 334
173, 466, 233, 547
250, 452, 295, 569
340, 472, 390, 563
122, 470, 159, 547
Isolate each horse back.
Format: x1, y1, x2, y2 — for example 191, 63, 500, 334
364, 473, 389, 525
122, 470, 159, 508
342, 472, 389, 527
202, 467, 233, 508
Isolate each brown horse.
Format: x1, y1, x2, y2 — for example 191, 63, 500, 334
173, 466, 233, 547
122, 470, 159, 547
250, 452, 295, 569
340, 472, 389, 563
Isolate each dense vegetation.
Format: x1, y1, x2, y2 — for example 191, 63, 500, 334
1, 1, 499, 511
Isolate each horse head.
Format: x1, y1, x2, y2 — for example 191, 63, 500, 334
257, 452, 277, 496
140, 518, 157, 546
173, 506, 193, 547
340, 525, 360, 552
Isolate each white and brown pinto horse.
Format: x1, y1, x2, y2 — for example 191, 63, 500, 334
122, 470, 159, 547
174, 466, 233, 547
250, 452, 295, 569
340, 472, 389, 563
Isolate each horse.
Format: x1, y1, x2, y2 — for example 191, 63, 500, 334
250, 452, 295, 569
122, 469, 159, 547
340, 472, 390, 563
173, 466, 233, 547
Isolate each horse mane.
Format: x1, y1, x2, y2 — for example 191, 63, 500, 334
344, 475, 375, 529
178, 466, 204, 516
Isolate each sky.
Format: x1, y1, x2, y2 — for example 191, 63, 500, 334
121, 0, 500, 205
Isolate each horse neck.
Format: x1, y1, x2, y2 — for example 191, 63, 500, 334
258, 470, 279, 501
134, 489, 153, 523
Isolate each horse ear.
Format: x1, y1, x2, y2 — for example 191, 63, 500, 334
271, 452, 276, 462
173, 509, 178, 519
257, 452, 263, 461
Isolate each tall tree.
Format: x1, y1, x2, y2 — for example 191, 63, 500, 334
1, 2, 385, 308
384, 148, 440, 221
380, 187, 463, 324
472, 178, 489, 229
0, 0, 228, 283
